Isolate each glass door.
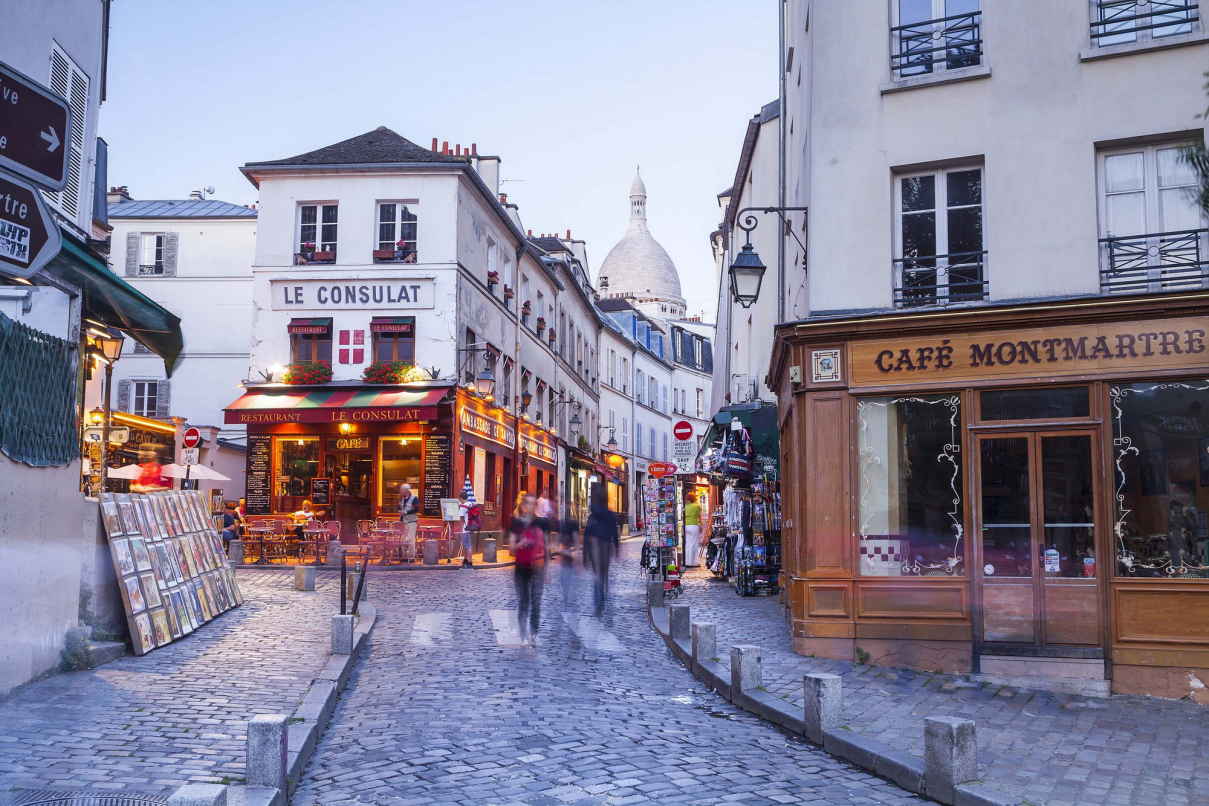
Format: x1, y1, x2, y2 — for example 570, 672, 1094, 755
976, 431, 1101, 653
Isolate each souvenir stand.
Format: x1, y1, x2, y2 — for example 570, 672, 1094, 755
641, 474, 681, 594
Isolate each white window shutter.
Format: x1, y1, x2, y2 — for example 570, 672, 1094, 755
125, 232, 139, 275
163, 233, 180, 276
155, 381, 171, 418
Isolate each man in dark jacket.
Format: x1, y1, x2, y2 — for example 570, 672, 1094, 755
583, 484, 619, 617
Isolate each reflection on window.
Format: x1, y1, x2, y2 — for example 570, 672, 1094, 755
981, 387, 1090, 420
379, 436, 422, 514
1112, 382, 1209, 577
274, 437, 319, 513
858, 396, 963, 575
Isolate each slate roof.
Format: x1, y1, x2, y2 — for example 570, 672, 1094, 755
244, 126, 465, 168
528, 236, 569, 254
108, 199, 257, 218
596, 298, 638, 313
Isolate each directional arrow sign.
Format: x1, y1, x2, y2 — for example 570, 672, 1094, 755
0, 172, 61, 280
0, 61, 70, 191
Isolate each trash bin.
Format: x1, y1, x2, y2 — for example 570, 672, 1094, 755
482, 537, 497, 563
423, 538, 439, 565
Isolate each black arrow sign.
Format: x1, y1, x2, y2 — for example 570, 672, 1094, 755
0, 172, 62, 280
0, 60, 70, 191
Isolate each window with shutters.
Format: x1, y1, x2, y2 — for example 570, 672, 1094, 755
139, 233, 165, 275
132, 380, 159, 417
45, 44, 89, 223
125, 231, 178, 276
696, 388, 704, 418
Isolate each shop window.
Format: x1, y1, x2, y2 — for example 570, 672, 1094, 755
1111, 381, 1209, 577
857, 395, 963, 576
485, 452, 497, 504
980, 387, 1090, 421
379, 436, 422, 514
274, 437, 320, 513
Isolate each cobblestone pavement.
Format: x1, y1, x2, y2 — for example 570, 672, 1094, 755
677, 568, 1209, 806
0, 569, 336, 797
293, 542, 921, 805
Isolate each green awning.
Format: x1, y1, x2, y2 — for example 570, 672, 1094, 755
44, 232, 183, 375
698, 402, 780, 480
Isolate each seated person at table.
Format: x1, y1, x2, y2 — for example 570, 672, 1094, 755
292, 499, 316, 538
220, 502, 241, 546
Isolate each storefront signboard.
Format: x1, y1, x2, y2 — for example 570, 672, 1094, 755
326, 436, 370, 450
422, 433, 452, 517
850, 316, 1209, 387
228, 406, 435, 424
270, 278, 435, 310
459, 408, 515, 448
310, 477, 331, 505
521, 432, 556, 465
245, 435, 271, 515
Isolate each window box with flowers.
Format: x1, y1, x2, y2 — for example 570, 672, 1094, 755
548, 330, 556, 346
535, 316, 546, 335
283, 361, 333, 384
521, 300, 531, 325
374, 240, 417, 264
362, 360, 415, 384
503, 285, 514, 301
487, 270, 500, 290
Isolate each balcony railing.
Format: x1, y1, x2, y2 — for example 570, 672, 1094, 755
890, 10, 982, 79
1090, 1, 1199, 45
893, 250, 988, 308
1100, 228, 1209, 294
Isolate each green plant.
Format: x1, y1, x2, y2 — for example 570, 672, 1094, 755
362, 360, 413, 384
854, 646, 870, 665
577, 435, 590, 451
59, 628, 90, 672
283, 361, 333, 385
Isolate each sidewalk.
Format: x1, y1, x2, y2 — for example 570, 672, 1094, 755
0, 569, 338, 798
678, 569, 1209, 806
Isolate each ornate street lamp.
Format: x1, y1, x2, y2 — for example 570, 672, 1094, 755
88, 328, 125, 494
729, 205, 809, 308
474, 366, 496, 398
569, 411, 582, 438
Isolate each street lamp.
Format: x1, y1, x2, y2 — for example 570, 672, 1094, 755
89, 328, 125, 495
474, 365, 496, 398
569, 411, 582, 437
729, 205, 809, 308
600, 427, 618, 451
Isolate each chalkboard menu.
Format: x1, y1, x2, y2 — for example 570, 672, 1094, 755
310, 477, 331, 505
422, 434, 451, 517
246, 435, 271, 515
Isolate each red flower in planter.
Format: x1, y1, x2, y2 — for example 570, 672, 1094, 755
283, 361, 333, 385
487, 270, 500, 284
503, 285, 514, 299
362, 360, 414, 384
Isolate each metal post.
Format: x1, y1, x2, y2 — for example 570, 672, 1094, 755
339, 554, 347, 615
351, 556, 368, 615
100, 361, 113, 494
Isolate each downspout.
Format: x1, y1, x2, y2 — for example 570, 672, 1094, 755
513, 244, 524, 509
777, 0, 787, 325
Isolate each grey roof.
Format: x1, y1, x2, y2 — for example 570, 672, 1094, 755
244, 126, 464, 168
596, 297, 637, 313
529, 236, 569, 254
108, 199, 257, 218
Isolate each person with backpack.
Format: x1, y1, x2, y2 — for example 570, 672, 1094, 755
583, 484, 619, 618
509, 492, 546, 646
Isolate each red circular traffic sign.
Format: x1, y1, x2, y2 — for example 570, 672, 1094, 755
673, 420, 694, 440
182, 427, 201, 449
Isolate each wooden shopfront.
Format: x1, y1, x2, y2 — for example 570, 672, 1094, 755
770, 292, 1209, 698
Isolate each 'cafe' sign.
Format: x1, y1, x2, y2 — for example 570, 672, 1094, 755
271, 278, 435, 310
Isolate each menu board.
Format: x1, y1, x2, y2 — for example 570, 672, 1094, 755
246, 435, 271, 515
422, 434, 451, 517
99, 490, 244, 656
310, 477, 331, 505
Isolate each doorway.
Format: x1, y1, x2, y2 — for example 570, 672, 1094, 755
975, 430, 1102, 655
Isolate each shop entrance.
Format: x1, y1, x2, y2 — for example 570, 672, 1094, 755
326, 444, 373, 536
975, 430, 1102, 656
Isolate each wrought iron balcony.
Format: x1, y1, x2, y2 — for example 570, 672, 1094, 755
890, 10, 982, 79
1100, 228, 1209, 294
893, 251, 988, 308
1090, 1, 1199, 45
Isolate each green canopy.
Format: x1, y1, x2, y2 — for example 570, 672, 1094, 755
699, 401, 780, 480
45, 232, 183, 375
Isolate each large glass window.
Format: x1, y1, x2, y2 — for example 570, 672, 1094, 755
1112, 381, 1209, 577
274, 437, 320, 513
379, 436, 422, 514
858, 395, 963, 575
981, 387, 1090, 421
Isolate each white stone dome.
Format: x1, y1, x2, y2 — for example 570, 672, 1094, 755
599, 170, 685, 308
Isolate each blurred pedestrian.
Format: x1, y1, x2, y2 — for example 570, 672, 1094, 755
583, 484, 619, 618
510, 492, 546, 645
684, 492, 703, 567
459, 490, 482, 568
551, 492, 580, 612
220, 501, 241, 547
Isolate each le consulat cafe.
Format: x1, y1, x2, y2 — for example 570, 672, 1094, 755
770, 291, 1209, 699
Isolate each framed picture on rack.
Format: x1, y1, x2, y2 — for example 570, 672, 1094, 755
100, 495, 124, 537
130, 538, 153, 572
123, 575, 147, 614
116, 494, 140, 536
140, 573, 162, 609
111, 539, 136, 576
132, 612, 156, 653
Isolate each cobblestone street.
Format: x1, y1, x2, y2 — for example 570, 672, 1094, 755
0, 570, 336, 797
292, 542, 919, 805
677, 568, 1209, 806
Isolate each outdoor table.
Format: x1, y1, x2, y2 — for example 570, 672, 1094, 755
247, 527, 273, 564
303, 528, 328, 565
371, 528, 401, 564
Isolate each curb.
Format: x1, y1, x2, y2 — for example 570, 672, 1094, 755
647, 601, 1018, 806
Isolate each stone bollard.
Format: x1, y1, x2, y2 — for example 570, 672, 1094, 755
730, 645, 763, 696
482, 537, 497, 563
423, 539, 438, 565
647, 579, 665, 608
246, 714, 288, 792
326, 540, 343, 567
803, 673, 842, 744
668, 604, 691, 641
924, 716, 978, 805
227, 540, 244, 565
691, 622, 717, 665
169, 783, 228, 806
332, 614, 355, 655
293, 565, 316, 591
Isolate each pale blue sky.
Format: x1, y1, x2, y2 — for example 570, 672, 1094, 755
101, 0, 777, 320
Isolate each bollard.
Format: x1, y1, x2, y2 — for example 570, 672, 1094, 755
227, 540, 244, 566
924, 716, 978, 804
293, 565, 316, 591
730, 645, 763, 695
246, 714, 288, 791
482, 537, 497, 563
647, 579, 665, 608
332, 614, 355, 655
169, 783, 228, 806
668, 604, 691, 641
423, 539, 438, 565
803, 673, 842, 744
691, 622, 717, 664
344, 571, 366, 602
326, 540, 343, 567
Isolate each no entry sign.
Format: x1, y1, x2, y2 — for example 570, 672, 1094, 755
673, 420, 693, 440
0, 61, 70, 191
182, 427, 202, 449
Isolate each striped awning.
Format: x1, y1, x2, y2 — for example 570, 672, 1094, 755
288, 317, 332, 334
370, 316, 415, 333
224, 386, 447, 424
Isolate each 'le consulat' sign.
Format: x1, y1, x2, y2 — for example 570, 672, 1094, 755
271, 278, 435, 310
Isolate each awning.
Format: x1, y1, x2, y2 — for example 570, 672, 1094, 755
698, 402, 780, 480
224, 385, 448, 424
288, 317, 332, 334
45, 231, 183, 374
370, 316, 414, 333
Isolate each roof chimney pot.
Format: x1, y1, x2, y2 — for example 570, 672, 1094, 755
455, 144, 461, 156
431, 137, 438, 151
442, 140, 449, 154
471, 143, 478, 156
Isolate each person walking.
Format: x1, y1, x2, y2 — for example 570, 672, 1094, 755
510, 492, 545, 645
547, 491, 579, 612
459, 486, 482, 568
683, 492, 703, 567
399, 482, 420, 548
583, 484, 619, 618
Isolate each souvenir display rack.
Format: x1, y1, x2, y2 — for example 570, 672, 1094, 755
733, 479, 782, 596
641, 476, 680, 590
99, 490, 244, 655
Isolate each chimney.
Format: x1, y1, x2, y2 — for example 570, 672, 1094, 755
471, 143, 478, 156
106, 185, 132, 204
499, 193, 508, 204
442, 140, 449, 154
527, 229, 533, 236
455, 144, 462, 156
431, 137, 438, 151
565, 229, 571, 239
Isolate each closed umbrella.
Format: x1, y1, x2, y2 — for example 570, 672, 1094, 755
161, 463, 231, 481
106, 464, 143, 479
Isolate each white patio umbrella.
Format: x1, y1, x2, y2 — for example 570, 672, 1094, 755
106, 464, 143, 479
161, 463, 231, 481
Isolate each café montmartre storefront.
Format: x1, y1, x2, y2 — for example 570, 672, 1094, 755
224, 383, 557, 539
770, 291, 1209, 699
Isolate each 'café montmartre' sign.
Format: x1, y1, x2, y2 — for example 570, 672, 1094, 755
270, 278, 435, 310
849, 316, 1209, 387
